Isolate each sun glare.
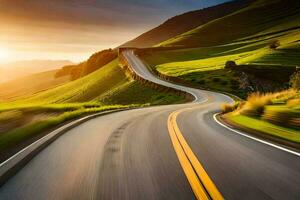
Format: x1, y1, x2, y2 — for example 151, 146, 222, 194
0, 47, 10, 62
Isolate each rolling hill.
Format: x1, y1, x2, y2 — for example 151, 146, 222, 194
1, 0, 299, 159
139, 0, 300, 97
122, 0, 254, 48
0, 70, 70, 102
3, 59, 183, 106
159, 0, 300, 47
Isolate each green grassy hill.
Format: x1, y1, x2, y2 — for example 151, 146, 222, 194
122, 0, 254, 48
21, 59, 127, 104
3, 59, 182, 105
2, 0, 299, 158
159, 0, 300, 47
0, 70, 70, 102
140, 0, 300, 97
3, 59, 183, 106
0, 59, 184, 159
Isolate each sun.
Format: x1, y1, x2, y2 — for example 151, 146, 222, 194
0, 47, 10, 62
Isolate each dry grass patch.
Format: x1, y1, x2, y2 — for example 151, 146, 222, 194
239, 92, 273, 117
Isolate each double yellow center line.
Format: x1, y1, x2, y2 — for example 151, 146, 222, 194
167, 109, 224, 200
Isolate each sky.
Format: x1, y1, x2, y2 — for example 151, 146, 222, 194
0, 0, 230, 64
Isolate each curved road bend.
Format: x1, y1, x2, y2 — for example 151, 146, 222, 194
0, 50, 299, 200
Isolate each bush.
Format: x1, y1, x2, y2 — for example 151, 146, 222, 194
54, 65, 76, 78
70, 67, 83, 80
262, 106, 298, 128
82, 49, 117, 75
55, 49, 117, 80
221, 102, 240, 113
225, 60, 237, 69
290, 70, 300, 90
239, 92, 273, 117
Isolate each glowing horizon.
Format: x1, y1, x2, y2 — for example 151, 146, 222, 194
0, 0, 230, 64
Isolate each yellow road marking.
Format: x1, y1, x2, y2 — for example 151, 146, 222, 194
168, 109, 224, 200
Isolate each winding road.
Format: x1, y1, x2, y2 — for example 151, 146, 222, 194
0, 50, 299, 199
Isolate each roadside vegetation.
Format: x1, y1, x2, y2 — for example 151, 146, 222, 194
221, 76, 300, 144
1, 0, 300, 159
0, 103, 130, 159
141, 31, 300, 98
0, 58, 184, 161
136, 0, 300, 146
140, 0, 300, 98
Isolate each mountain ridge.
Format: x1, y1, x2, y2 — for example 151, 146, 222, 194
122, 0, 255, 48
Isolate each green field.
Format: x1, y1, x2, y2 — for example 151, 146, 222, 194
158, 0, 300, 48
1, 0, 300, 158
0, 59, 184, 158
141, 0, 300, 98
2, 59, 184, 106
142, 29, 300, 96
137, 0, 300, 146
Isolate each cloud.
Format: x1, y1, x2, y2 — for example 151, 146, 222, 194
0, 0, 230, 62
0, 0, 228, 27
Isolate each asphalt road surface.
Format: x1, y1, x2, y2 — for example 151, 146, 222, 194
0, 50, 299, 200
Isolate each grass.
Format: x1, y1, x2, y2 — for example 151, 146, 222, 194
263, 105, 300, 128
2, 0, 300, 157
238, 92, 273, 116
158, 1, 300, 47
228, 114, 300, 143
135, 0, 300, 147
140, 10, 300, 98
2, 58, 184, 106
0, 104, 131, 153
99, 80, 185, 105
0, 70, 70, 102
13, 59, 127, 104
222, 89, 300, 144
0, 57, 185, 158
221, 101, 240, 113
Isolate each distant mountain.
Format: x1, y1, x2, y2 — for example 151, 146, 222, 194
122, 0, 255, 48
0, 60, 74, 83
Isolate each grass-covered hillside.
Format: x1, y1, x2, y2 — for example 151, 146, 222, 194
3, 59, 183, 105
159, 0, 300, 47
1, 0, 299, 159
0, 70, 70, 102
135, 0, 300, 147
122, 0, 254, 47
140, 0, 300, 98
0, 58, 184, 161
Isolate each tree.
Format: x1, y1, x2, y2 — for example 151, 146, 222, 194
82, 49, 118, 76
225, 60, 237, 69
